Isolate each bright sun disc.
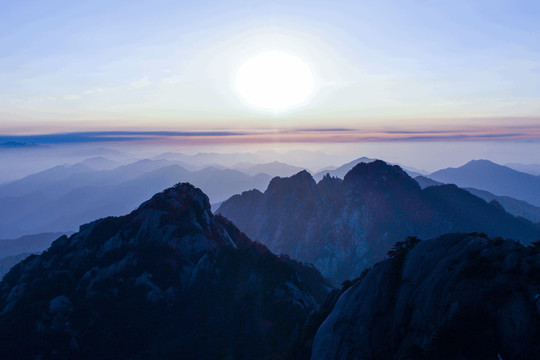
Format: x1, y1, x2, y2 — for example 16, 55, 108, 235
235, 51, 315, 111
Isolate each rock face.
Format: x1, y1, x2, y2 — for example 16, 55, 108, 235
311, 233, 540, 360
0, 183, 330, 360
218, 160, 540, 283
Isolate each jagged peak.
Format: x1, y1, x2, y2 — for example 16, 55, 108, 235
343, 160, 419, 191
318, 173, 343, 186
320, 172, 340, 181
241, 188, 264, 196
137, 182, 211, 214
266, 170, 316, 193
291, 169, 313, 180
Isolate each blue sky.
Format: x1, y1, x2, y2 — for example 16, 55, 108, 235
1, 0, 539, 139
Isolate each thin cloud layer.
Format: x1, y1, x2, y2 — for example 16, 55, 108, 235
1, 125, 538, 146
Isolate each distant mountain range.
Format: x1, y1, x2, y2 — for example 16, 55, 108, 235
314, 157, 376, 180
0, 232, 67, 280
505, 162, 540, 176
233, 161, 305, 177
0, 253, 34, 280
429, 159, 540, 207
218, 160, 540, 283
0, 160, 272, 238
0, 184, 330, 359
414, 175, 443, 188
415, 175, 540, 223
314, 156, 423, 181
0, 232, 64, 259
77, 156, 120, 170
464, 187, 540, 223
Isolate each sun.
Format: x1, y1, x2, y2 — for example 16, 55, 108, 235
235, 51, 315, 112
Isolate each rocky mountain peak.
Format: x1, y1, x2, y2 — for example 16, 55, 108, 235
319, 173, 341, 184
138, 182, 210, 212
0, 183, 330, 359
268, 169, 314, 188
343, 160, 420, 192
317, 174, 343, 198
218, 158, 540, 284
266, 170, 317, 198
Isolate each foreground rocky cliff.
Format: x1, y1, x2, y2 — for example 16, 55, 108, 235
311, 233, 540, 360
0, 183, 330, 360
218, 160, 540, 283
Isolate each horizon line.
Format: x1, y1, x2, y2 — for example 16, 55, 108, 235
1, 127, 539, 145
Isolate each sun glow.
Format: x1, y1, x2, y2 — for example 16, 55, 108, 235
235, 51, 315, 112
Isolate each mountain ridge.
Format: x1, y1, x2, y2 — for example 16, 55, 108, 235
218, 160, 540, 283
311, 233, 540, 359
429, 159, 540, 207
0, 183, 330, 359
0, 160, 273, 238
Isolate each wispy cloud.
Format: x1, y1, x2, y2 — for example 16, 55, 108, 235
296, 128, 355, 132
0, 131, 248, 144
129, 77, 152, 89
84, 87, 106, 95
63, 95, 81, 101
160, 75, 183, 85
1, 124, 538, 145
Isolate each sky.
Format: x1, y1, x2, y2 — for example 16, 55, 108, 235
1, 0, 539, 142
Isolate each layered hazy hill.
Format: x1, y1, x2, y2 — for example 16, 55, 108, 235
0, 183, 330, 360
218, 160, 540, 283
233, 161, 305, 177
415, 176, 540, 223
314, 156, 376, 180
505, 162, 540, 176
0, 232, 65, 259
0, 233, 70, 280
0, 159, 273, 238
310, 233, 540, 360
429, 159, 540, 207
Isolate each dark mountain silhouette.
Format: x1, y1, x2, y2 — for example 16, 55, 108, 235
415, 176, 540, 223
464, 187, 540, 223
0, 183, 330, 360
314, 156, 376, 181
429, 159, 540, 207
415, 175, 443, 188
310, 233, 540, 360
0, 160, 272, 238
314, 157, 423, 181
218, 161, 540, 283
